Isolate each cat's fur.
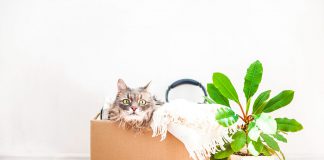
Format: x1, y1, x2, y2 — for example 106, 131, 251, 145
108, 79, 163, 132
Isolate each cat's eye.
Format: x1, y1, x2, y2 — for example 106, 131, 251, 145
122, 99, 130, 104
138, 99, 146, 106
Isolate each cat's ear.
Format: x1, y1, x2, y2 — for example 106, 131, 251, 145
117, 79, 128, 91
143, 81, 151, 90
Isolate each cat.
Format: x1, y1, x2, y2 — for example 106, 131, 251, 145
108, 79, 163, 132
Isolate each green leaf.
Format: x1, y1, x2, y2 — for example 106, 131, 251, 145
279, 150, 286, 160
253, 90, 271, 114
213, 143, 234, 159
248, 139, 264, 156
244, 60, 263, 100
213, 72, 240, 104
248, 141, 259, 156
254, 138, 265, 153
248, 126, 260, 141
245, 98, 252, 115
230, 130, 247, 152
247, 121, 256, 131
275, 118, 303, 132
204, 96, 216, 104
207, 83, 230, 107
261, 133, 280, 151
261, 146, 272, 156
263, 90, 294, 113
215, 107, 239, 127
255, 113, 277, 134
210, 155, 228, 160
272, 132, 287, 143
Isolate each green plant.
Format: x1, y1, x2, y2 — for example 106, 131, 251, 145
206, 60, 303, 160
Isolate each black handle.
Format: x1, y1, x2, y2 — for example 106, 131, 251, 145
165, 79, 207, 103
100, 107, 103, 120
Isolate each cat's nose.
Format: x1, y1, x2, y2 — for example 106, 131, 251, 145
131, 106, 138, 111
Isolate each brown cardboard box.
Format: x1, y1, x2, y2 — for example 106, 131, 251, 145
90, 120, 192, 160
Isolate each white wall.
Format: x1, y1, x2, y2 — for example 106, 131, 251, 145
1, 0, 324, 159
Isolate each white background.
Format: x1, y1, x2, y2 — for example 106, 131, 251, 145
1, 0, 324, 159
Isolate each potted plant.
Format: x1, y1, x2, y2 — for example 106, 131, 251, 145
205, 60, 303, 160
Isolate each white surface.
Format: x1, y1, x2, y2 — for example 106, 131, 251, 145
0, 0, 324, 159
230, 155, 278, 160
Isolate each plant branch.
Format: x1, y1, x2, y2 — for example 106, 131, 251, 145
238, 115, 244, 121
238, 102, 247, 120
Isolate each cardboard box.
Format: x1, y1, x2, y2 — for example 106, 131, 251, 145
91, 120, 192, 160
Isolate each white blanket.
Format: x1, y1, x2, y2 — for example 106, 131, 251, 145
151, 99, 234, 160
100, 99, 233, 160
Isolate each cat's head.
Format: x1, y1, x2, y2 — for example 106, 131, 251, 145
114, 79, 155, 122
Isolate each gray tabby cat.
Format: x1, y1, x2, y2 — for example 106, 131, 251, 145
108, 79, 163, 131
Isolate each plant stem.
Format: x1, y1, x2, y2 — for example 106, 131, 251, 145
273, 151, 283, 160
238, 102, 247, 121
245, 98, 251, 116
245, 130, 249, 155
239, 115, 244, 121
279, 150, 286, 160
